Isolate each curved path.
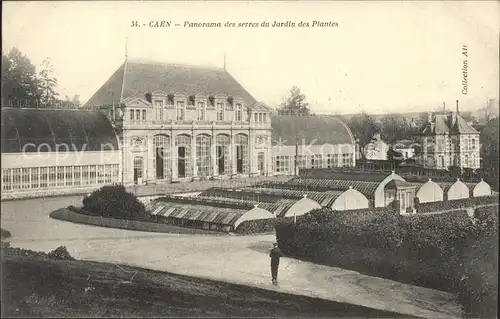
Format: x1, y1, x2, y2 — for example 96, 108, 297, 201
1, 196, 461, 318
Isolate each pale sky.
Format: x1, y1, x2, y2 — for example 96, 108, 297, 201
2, 1, 499, 114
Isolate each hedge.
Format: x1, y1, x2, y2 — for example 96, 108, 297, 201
235, 218, 276, 235
275, 205, 499, 318
416, 195, 498, 214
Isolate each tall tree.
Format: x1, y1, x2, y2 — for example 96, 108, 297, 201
347, 111, 380, 158
277, 86, 310, 115
1, 47, 40, 107
380, 114, 417, 144
38, 58, 59, 107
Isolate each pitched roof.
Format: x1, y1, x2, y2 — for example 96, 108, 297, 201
84, 60, 257, 107
270, 115, 355, 145
1, 107, 119, 153
298, 169, 391, 182
418, 113, 479, 135
286, 178, 381, 199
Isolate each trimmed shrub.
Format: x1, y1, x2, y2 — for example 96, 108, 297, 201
1, 228, 12, 240
82, 185, 147, 221
235, 218, 276, 234
47, 246, 75, 261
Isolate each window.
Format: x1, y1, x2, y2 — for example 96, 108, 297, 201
263, 113, 267, 122
98, 165, 104, 184
216, 102, 224, 121
437, 139, 444, 152
130, 109, 134, 120
259, 113, 263, 122
176, 101, 186, 120
22, 168, 30, 189
82, 166, 89, 185
65, 166, 73, 186
196, 135, 211, 177
153, 134, 171, 180
275, 156, 290, 173
235, 134, 249, 174
39, 167, 47, 188
235, 103, 242, 122
48, 167, 57, 187
57, 167, 65, 187
3, 169, 12, 190
216, 134, 231, 175
89, 166, 97, 185
104, 165, 112, 183
12, 168, 21, 190
135, 109, 140, 120
254, 113, 258, 122
471, 138, 476, 150
134, 157, 143, 180
154, 100, 164, 121
74, 166, 81, 186
197, 102, 206, 121
327, 154, 332, 168
142, 110, 146, 121
176, 134, 192, 178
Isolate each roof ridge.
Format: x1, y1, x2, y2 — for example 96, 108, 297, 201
127, 58, 224, 71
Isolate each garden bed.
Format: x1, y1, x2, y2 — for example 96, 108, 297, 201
50, 208, 226, 235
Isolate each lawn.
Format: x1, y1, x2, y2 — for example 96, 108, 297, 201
1, 247, 413, 318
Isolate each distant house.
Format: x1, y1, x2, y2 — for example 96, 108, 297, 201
364, 133, 390, 161
416, 102, 481, 170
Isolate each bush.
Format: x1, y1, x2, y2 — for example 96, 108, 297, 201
275, 204, 500, 318
82, 185, 147, 221
1, 228, 11, 240
235, 218, 276, 234
47, 246, 75, 261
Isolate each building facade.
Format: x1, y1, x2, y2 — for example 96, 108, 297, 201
417, 103, 481, 170
85, 59, 273, 185
270, 115, 356, 175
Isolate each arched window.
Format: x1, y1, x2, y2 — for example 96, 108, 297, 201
176, 134, 191, 178
234, 134, 249, 174
216, 134, 231, 175
153, 134, 171, 180
196, 135, 211, 178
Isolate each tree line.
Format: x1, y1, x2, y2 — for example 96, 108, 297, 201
276, 85, 422, 150
1, 47, 80, 109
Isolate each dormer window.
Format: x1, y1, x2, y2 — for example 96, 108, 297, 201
197, 101, 206, 120
235, 103, 242, 121
176, 100, 185, 120
154, 100, 164, 121
216, 102, 224, 121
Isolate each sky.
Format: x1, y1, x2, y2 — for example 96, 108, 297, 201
2, 1, 499, 114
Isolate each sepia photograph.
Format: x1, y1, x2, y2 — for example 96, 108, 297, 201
1, 1, 498, 318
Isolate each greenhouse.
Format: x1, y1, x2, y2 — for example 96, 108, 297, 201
414, 179, 444, 203
438, 179, 470, 201
464, 180, 492, 197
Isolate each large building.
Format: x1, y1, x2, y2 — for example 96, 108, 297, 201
1, 108, 121, 198
270, 115, 356, 175
84, 59, 273, 185
416, 102, 481, 170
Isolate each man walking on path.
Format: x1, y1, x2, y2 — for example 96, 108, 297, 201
269, 242, 284, 285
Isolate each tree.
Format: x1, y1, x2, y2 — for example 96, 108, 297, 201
380, 114, 417, 144
346, 111, 380, 158
82, 185, 147, 221
38, 58, 59, 107
1, 47, 40, 107
277, 86, 310, 115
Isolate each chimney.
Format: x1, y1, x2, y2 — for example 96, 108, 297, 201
456, 100, 460, 115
